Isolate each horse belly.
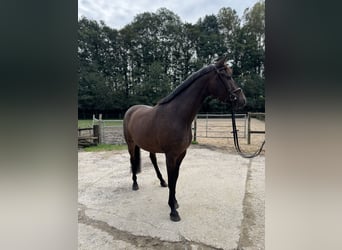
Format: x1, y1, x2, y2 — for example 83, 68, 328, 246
134, 130, 161, 153
129, 115, 163, 153
133, 124, 190, 154
157, 126, 192, 153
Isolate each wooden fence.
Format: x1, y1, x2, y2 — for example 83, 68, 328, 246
193, 112, 265, 144
192, 113, 247, 140
92, 114, 125, 145
79, 113, 265, 147
78, 125, 99, 147
247, 112, 265, 144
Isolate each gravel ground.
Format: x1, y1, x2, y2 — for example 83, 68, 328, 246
78, 144, 265, 249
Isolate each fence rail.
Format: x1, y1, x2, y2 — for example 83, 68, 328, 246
78, 125, 99, 147
87, 113, 265, 146
247, 112, 265, 144
192, 113, 247, 140
93, 114, 125, 144
192, 112, 265, 144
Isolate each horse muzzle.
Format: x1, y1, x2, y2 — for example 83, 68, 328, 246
229, 88, 246, 108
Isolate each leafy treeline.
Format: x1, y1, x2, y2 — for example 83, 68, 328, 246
78, 1, 265, 118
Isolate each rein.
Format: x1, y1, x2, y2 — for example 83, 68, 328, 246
231, 108, 265, 158
215, 66, 265, 158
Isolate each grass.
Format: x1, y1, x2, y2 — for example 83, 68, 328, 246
102, 120, 123, 126
78, 120, 93, 128
78, 120, 123, 128
83, 144, 127, 152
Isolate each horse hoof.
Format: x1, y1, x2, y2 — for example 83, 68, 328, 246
132, 183, 139, 190
160, 180, 168, 187
170, 212, 181, 222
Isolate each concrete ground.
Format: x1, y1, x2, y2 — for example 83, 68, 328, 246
78, 145, 265, 250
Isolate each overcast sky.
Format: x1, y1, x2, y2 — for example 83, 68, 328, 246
78, 0, 260, 30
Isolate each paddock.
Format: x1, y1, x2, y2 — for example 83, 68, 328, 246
87, 113, 265, 154
78, 145, 265, 249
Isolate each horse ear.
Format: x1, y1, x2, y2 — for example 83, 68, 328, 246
215, 55, 228, 66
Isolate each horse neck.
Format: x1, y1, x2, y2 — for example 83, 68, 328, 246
167, 75, 210, 124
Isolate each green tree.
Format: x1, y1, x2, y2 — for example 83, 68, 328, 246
78, 3, 265, 117
217, 7, 240, 59
196, 15, 225, 64
138, 61, 171, 105
230, 1, 265, 112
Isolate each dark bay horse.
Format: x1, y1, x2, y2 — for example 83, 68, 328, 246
123, 57, 246, 221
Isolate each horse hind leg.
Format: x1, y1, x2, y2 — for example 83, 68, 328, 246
130, 145, 141, 190
149, 153, 167, 187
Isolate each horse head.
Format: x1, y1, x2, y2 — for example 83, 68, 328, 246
209, 56, 247, 109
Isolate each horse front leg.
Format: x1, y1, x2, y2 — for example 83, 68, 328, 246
166, 151, 186, 222
166, 162, 180, 221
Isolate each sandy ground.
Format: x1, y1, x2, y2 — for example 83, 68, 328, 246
195, 118, 265, 156
78, 142, 265, 249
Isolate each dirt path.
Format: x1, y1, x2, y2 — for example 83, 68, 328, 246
78, 145, 264, 249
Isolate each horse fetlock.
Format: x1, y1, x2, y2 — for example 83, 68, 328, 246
174, 199, 179, 209
160, 180, 168, 187
132, 182, 139, 190
170, 210, 181, 222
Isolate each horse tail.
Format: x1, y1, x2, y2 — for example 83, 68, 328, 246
131, 145, 141, 174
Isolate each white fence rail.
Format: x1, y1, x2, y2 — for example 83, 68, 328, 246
192, 113, 247, 140
91, 113, 265, 145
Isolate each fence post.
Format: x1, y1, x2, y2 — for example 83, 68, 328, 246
193, 115, 197, 142
93, 125, 99, 145
247, 112, 251, 144
99, 114, 103, 144
205, 113, 208, 137
244, 114, 248, 138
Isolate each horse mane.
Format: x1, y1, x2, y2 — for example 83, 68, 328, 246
158, 64, 216, 105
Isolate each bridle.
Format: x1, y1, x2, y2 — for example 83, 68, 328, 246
215, 66, 242, 103
215, 65, 265, 158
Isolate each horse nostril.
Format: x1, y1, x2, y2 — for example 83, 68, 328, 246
230, 95, 237, 102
